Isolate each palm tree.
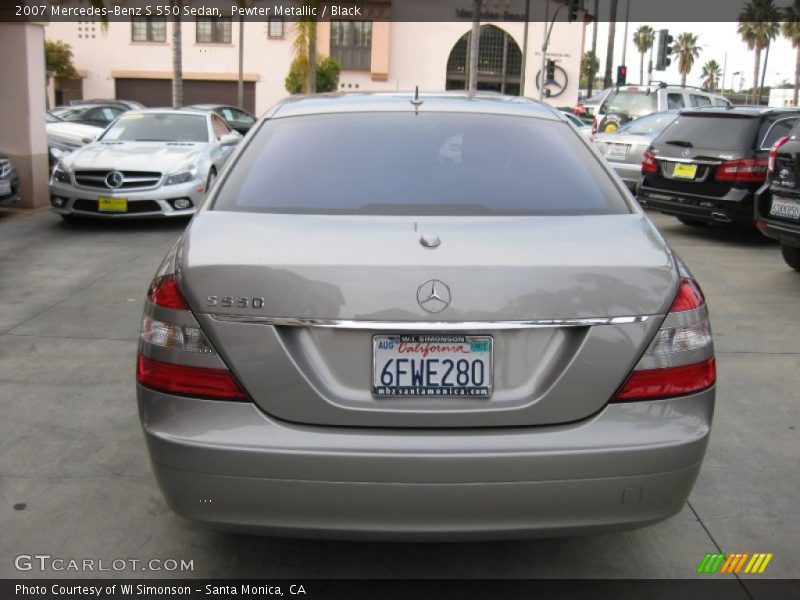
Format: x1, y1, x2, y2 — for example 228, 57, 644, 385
292, 20, 317, 94
672, 33, 701, 88
603, 0, 619, 88
701, 60, 722, 91
171, 1, 182, 107
633, 25, 655, 85
738, 0, 781, 105
782, 0, 800, 106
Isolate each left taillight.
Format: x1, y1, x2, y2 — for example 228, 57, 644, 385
642, 150, 658, 174
137, 271, 248, 401
613, 278, 715, 402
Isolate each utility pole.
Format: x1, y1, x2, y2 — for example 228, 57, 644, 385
468, 0, 482, 95
237, 17, 244, 109
539, 0, 549, 100
621, 0, 630, 67
520, 0, 530, 96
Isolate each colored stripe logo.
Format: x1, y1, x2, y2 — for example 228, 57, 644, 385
697, 553, 773, 574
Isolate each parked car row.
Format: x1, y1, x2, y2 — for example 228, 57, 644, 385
589, 97, 800, 272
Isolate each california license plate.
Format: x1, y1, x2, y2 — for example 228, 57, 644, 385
372, 334, 492, 398
98, 197, 127, 212
608, 143, 629, 159
0, 181, 10, 196
673, 163, 698, 179
770, 195, 800, 221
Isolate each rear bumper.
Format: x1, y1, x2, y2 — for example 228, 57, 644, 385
138, 387, 714, 540
637, 183, 755, 224
755, 188, 800, 247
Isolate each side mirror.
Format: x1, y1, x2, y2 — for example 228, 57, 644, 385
81, 136, 96, 144
220, 132, 241, 147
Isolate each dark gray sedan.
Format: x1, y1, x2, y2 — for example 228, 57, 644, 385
593, 110, 679, 190
136, 93, 715, 540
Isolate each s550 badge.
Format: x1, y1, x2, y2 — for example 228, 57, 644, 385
207, 296, 265, 309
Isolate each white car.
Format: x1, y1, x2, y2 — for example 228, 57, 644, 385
49, 109, 241, 219
46, 112, 103, 168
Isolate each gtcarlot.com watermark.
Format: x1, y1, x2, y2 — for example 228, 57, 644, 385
14, 554, 194, 573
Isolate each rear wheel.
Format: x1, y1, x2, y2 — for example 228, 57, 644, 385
677, 216, 707, 227
781, 244, 800, 271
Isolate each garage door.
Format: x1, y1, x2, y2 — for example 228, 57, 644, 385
114, 78, 256, 113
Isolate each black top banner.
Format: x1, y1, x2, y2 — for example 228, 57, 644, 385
2, 0, 799, 23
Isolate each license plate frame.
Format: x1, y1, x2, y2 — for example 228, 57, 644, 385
770, 195, 800, 221
372, 334, 493, 399
97, 196, 128, 212
607, 143, 630, 160
673, 163, 698, 179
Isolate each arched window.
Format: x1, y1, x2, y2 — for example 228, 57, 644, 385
446, 25, 522, 96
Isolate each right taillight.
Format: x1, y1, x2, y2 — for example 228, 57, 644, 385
613, 278, 715, 402
642, 150, 658, 173
137, 269, 248, 401
715, 158, 768, 183
591, 118, 598, 136
768, 135, 790, 174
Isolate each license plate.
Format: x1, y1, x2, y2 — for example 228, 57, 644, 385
607, 143, 629, 159
97, 197, 127, 212
673, 163, 698, 179
0, 180, 10, 196
372, 334, 493, 398
770, 195, 800, 221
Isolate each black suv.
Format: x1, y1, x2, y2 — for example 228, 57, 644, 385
637, 107, 800, 226
754, 120, 800, 271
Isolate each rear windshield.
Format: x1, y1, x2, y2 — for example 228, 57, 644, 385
655, 114, 758, 151
619, 111, 678, 135
601, 91, 658, 118
213, 112, 629, 216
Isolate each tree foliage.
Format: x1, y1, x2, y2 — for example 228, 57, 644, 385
45, 40, 78, 80
285, 55, 341, 94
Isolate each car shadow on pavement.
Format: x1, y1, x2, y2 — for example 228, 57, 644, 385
645, 214, 776, 248
56, 215, 192, 233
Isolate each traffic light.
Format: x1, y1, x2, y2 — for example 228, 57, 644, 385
656, 29, 673, 71
567, 0, 580, 22
546, 60, 556, 83
616, 65, 627, 85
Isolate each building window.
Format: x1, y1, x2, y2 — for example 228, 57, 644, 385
331, 21, 372, 71
268, 17, 284, 39
446, 25, 522, 96
131, 17, 166, 43
196, 18, 232, 44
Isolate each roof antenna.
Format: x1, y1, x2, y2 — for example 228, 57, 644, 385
411, 85, 423, 107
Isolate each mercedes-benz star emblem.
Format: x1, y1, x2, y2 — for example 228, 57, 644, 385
416, 279, 451, 313
106, 171, 124, 189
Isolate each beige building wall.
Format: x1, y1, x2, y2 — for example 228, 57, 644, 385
46, 11, 584, 115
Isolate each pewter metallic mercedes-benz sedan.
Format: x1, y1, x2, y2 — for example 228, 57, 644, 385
50, 109, 241, 219
136, 93, 716, 540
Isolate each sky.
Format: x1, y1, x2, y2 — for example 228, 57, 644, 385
587, 21, 798, 90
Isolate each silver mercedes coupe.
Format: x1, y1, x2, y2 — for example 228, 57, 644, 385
50, 109, 241, 219
136, 93, 716, 540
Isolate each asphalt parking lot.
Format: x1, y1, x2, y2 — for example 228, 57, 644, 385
0, 207, 798, 584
